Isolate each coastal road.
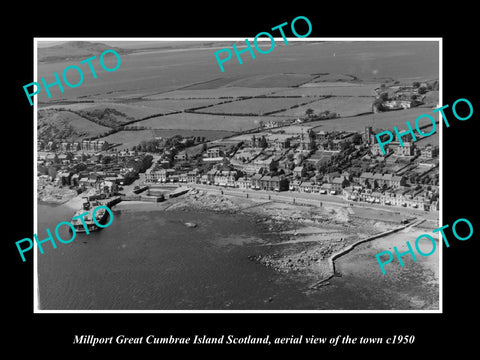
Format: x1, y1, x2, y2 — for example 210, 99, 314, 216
189, 184, 439, 221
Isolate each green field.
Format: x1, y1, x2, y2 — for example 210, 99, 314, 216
192, 97, 315, 115
274, 96, 375, 118
226, 73, 317, 88
295, 83, 378, 97
310, 73, 357, 82
40, 99, 224, 121
36, 41, 439, 150
124, 98, 225, 111
143, 87, 284, 100
134, 112, 276, 131
308, 106, 440, 141
270, 82, 379, 97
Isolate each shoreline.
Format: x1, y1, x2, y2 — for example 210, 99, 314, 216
37, 187, 439, 309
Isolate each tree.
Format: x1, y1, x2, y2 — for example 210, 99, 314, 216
73, 163, 87, 172
418, 86, 427, 95
102, 156, 112, 164
259, 136, 268, 149
351, 133, 362, 145
413, 82, 421, 88
147, 144, 156, 153
122, 172, 138, 185
305, 108, 314, 117
47, 166, 57, 180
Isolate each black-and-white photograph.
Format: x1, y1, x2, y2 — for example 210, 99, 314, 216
33, 38, 441, 311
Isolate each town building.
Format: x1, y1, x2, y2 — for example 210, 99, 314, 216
420, 145, 439, 159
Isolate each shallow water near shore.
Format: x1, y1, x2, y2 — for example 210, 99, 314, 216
37, 203, 438, 310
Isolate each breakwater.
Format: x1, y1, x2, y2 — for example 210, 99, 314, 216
308, 219, 426, 289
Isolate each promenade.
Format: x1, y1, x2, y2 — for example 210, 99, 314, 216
189, 184, 438, 222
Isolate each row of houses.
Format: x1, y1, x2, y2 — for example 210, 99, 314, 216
343, 187, 438, 211
39, 140, 109, 152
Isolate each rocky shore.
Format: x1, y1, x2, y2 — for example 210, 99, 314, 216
38, 184, 78, 204
156, 189, 407, 286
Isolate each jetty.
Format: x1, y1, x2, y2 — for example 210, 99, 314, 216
308, 218, 426, 290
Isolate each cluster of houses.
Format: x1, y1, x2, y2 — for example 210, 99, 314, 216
141, 123, 439, 211
373, 80, 437, 112
38, 120, 439, 212
37, 149, 152, 200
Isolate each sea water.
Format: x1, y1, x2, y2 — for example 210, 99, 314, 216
37, 203, 313, 310
37, 202, 434, 310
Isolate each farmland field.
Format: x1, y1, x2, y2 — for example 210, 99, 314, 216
225, 73, 317, 88
274, 96, 375, 118
269, 83, 378, 97
40, 99, 225, 120
36, 40, 439, 149
310, 73, 357, 82
192, 97, 316, 115
178, 77, 240, 90
298, 83, 378, 97
134, 112, 277, 132
308, 106, 440, 141
143, 87, 284, 100
121, 98, 225, 112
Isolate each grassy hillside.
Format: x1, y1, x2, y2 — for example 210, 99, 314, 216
38, 109, 112, 142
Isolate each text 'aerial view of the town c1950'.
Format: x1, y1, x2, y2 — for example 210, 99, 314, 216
36, 39, 440, 311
